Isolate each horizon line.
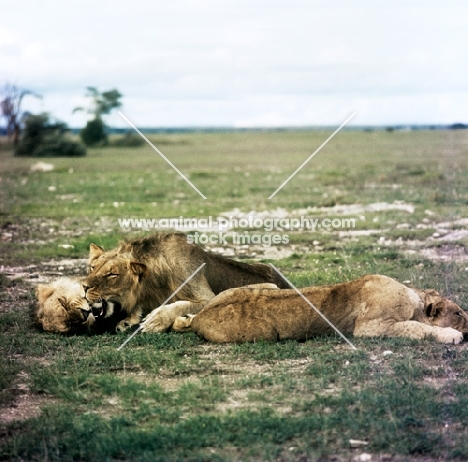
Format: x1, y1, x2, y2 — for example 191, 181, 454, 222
70, 122, 467, 132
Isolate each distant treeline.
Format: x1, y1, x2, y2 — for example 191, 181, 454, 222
1, 123, 467, 136
70, 124, 467, 135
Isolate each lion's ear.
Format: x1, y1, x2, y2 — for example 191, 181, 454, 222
36, 285, 55, 303
423, 290, 443, 318
89, 243, 104, 261
425, 303, 437, 318
130, 261, 147, 276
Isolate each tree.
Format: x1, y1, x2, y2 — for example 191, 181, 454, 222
73, 86, 122, 145
0, 84, 41, 146
15, 113, 86, 157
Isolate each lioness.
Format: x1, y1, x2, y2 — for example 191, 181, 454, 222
83, 232, 290, 333
165, 275, 468, 344
32, 277, 126, 335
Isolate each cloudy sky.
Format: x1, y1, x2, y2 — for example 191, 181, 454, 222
2, 1, 467, 128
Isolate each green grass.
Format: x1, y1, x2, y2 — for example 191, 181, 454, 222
2, 130, 467, 220
1, 129, 468, 460
3, 308, 468, 460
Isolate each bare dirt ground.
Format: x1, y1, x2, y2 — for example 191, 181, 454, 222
0, 373, 53, 427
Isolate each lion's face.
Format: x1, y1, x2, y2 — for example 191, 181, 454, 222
83, 243, 147, 314
34, 278, 94, 334
423, 290, 468, 333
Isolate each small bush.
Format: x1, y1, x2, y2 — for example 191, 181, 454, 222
80, 117, 107, 146
15, 113, 86, 157
32, 138, 86, 157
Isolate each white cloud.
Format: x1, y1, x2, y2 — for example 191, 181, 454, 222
2, 0, 468, 127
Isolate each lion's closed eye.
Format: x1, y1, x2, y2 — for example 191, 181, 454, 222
106, 273, 119, 279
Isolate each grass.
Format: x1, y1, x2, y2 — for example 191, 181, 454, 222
1, 129, 468, 460
2, 130, 467, 220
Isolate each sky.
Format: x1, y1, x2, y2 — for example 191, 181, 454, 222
2, 0, 468, 128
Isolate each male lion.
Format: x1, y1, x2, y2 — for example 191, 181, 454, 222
83, 232, 289, 333
32, 277, 125, 334
164, 275, 468, 344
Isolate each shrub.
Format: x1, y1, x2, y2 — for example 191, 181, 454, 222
80, 117, 107, 146
15, 113, 86, 157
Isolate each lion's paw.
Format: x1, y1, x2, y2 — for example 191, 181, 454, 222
436, 327, 463, 344
116, 318, 139, 333
141, 301, 191, 333
172, 314, 195, 332
116, 320, 132, 333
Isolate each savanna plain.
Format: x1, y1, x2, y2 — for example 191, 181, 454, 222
1, 129, 468, 461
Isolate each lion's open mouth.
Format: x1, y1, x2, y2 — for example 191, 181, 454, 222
91, 299, 108, 318
91, 299, 120, 319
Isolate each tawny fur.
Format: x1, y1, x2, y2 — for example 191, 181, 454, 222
32, 278, 91, 334
83, 232, 289, 333
169, 275, 468, 344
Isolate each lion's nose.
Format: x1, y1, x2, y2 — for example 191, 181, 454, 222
82, 284, 89, 293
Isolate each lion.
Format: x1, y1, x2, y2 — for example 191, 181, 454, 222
83, 232, 290, 333
32, 278, 94, 334
163, 275, 468, 344
32, 277, 126, 335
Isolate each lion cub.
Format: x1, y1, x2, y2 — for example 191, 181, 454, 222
169, 275, 468, 344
